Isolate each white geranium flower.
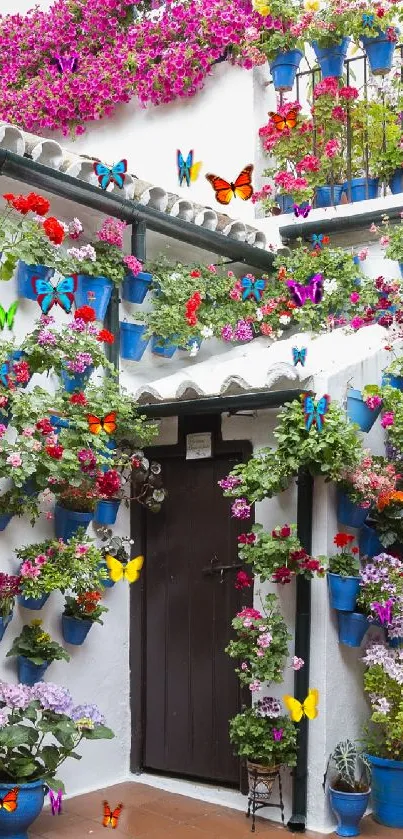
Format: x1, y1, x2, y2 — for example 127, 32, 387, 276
255, 308, 263, 322
200, 326, 213, 338
323, 278, 338, 295
189, 342, 200, 357
279, 314, 291, 325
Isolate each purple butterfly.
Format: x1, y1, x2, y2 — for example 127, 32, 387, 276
48, 788, 63, 815
371, 599, 393, 625
293, 204, 311, 219
54, 53, 78, 73
272, 728, 284, 742
287, 273, 324, 306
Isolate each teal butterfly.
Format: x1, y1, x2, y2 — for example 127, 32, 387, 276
93, 160, 127, 190
362, 13, 374, 26
241, 276, 266, 302
0, 302, 18, 330
311, 233, 324, 249
292, 347, 307, 367
303, 393, 330, 432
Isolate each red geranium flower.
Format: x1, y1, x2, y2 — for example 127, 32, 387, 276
27, 193, 50, 216
36, 418, 53, 435
43, 217, 65, 245
235, 570, 253, 590
272, 566, 293, 584
96, 469, 121, 498
70, 392, 87, 405
45, 443, 64, 459
190, 270, 201, 278
13, 361, 30, 384
75, 305, 96, 323
333, 532, 355, 548
97, 328, 115, 344
9, 195, 31, 214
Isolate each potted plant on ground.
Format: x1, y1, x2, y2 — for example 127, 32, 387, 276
225, 594, 291, 691
6, 621, 70, 686
62, 590, 108, 645
337, 452, 398, 528
358, 552, 403, 646
0, 679, 114, 838
235, 522, 325, 585
324, 739, 371, 837
0, 573, 20, 641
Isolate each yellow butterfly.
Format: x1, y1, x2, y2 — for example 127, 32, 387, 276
105, 554, 144, 584
283, 688, 319, 722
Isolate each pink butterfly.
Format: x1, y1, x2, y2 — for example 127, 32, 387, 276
371, 600, 393, 625
54, 53, 78, 73
293, 204, 311, 219
287, 273, 324, 306
48, 788, 63, 815
272, 728, 284, 741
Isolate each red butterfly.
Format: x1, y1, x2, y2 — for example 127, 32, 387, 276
102, 801, 123, 829
205, 165, 254, 205
268, 109, 298, 131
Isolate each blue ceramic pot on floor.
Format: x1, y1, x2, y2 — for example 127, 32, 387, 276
0, 611, 13, 641
366, 754, 403, 827
0, 779, 45, 839
62, 614, 93, 645
389, 168, 403, 195
269, 49, 303, 91
337, 612, 369, 647
16, 261, 54, 301
17, 657, 49, 686
54, 505, 94, 541
312, 37, 350, 78
75, 275, 113, 321
18, 593, 49, 611
328, 574, 360, 611
329, 787, 370, 836
344, 177, 379, 203
315, 184, 344, 208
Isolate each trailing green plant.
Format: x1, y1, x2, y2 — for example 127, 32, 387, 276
378, 214, 403, 262
237, 523, 325, 584
17, 532, 107, 599
6, 621, 70, 666
324, 739, 370, 793
362, 642, 403, 760
229, 701, 298, 767
225, 593, 291, 690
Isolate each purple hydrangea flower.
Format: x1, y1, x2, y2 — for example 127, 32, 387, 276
71, 703, 105, 726
32, 682, 74, 715
0, 682, 33, 709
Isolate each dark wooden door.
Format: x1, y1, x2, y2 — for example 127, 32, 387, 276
142, 454, 249, 785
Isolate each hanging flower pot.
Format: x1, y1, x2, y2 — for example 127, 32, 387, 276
328, 573, 360, 611
151, 335, 178, 358
0, 611, 13, 642
315, 185, 344, 208
337, 612, 369, 647
16, 261, 54, 301
344, 177, 379, 203
388, 635, 403, 649
0, 779, 45, 839
336, 491, 369, 529
17, 656, 49, 686
360, 29, 399, 76
328, 786, 371, 836
269, 49, 303, 92
346, 388, 381, 432
54, 504, 94, 541
120, 322, 150, 361
60, 365, 94, 393
365, 754, 403, 827
49, 414, 70, 434
0, 513, 13, 532
122, 271, 152, 304
399, 263, 403, 280
312, 37, 351, 78
75, 275, 113, 321
359, 523, 384, 558
179, 336, 203, 352
382, 373, 403, 392
389, 168, 403, 195
94, 499, 121, 525
18, 593, 49, 611
62, 614, 93, 645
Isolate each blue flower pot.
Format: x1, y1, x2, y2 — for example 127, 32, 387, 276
18, 593, 49, 610
120, 322, 150, 361
276, 194, 294, 214
49, 414, 70, 434
337, 491, 369, 528
100, 438, 117, 473
62, 614, 93, 645
315, 184, 344, 208
151, 335, 178, 358
328, 573, 360, 611
361, 29, 398, 75
346, 388, 381, 432
54, 504, 94, 541
98, 561, 115, 589
337, 612, 369, 647
389, 168, 403, 195
0, 779, 45, 839
329, 786, 370, 836
388, 635, 403, 648
0, 513, 13, 532
17, 656, 49, 686
179, 336, 203, 352
344, 177, 379, 203
382, 374, 403, 391
366, 754, 403, 827
0, 611, 13, 642
400, 263, 403, 280
94, 499, 120, 525
122, 271, 152, 304
60, 365, 94, 393
16, 261, 54, 301
269, 49, 303, 91
359, 524, 384, 558
312, 37, 351, 78
75, 274, 113, 321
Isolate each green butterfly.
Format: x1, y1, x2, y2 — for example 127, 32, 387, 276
0, 302, 18, 330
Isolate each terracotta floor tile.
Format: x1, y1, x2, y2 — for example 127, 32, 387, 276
138, 792, 223, 823
137, 825, 224, 839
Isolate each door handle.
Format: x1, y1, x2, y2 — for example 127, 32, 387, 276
202, 562, 243, 575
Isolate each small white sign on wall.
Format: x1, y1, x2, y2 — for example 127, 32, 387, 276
186, 432, 212, 460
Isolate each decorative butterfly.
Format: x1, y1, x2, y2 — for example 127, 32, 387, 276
93, 160, 127, 190
283, 688, 319, 723
362, 13, 374, 26
102, 801, 123, 829
287, 274, 324, 306
372, 600, 393, 625
0, 302, 18, 330
0, 363, 9, 389
268, 109, 298, 131
0, 787, 18, 812
48, 788, 63, 816
293, 204, 311, 219
312, 233, 324, 249
241, 276, 266, 302
272, 728, 284, 742
106, 554, 144, 584
33, 275, 77, 315
54, 53, 78, 72
292, 347, 307, 367
303, 394, 330, 432
205, 164, 254, 205
87, 412, 117, 435
177, 150, 202, 187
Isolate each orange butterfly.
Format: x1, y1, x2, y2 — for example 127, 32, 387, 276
87, 412, 117, 435
0, 787, 18, 812
205, 164, 254, 205
103, 801, 123, 829
268, 109, 298, 131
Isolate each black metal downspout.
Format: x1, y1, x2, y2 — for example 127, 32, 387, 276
287, 469, 314, 832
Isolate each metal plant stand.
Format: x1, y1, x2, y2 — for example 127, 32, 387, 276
246, 762, 285, 832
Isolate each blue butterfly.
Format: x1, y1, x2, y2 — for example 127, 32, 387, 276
33, 275, 77, 315
93, 159, 127, 190
0, 362, 9, 388
177, 150, 202, 187
303, 393, 330, 432
362, 13, 374, 26
311, 233, 324, 249
292, 347, 307, 367
241, 276, 266, 302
